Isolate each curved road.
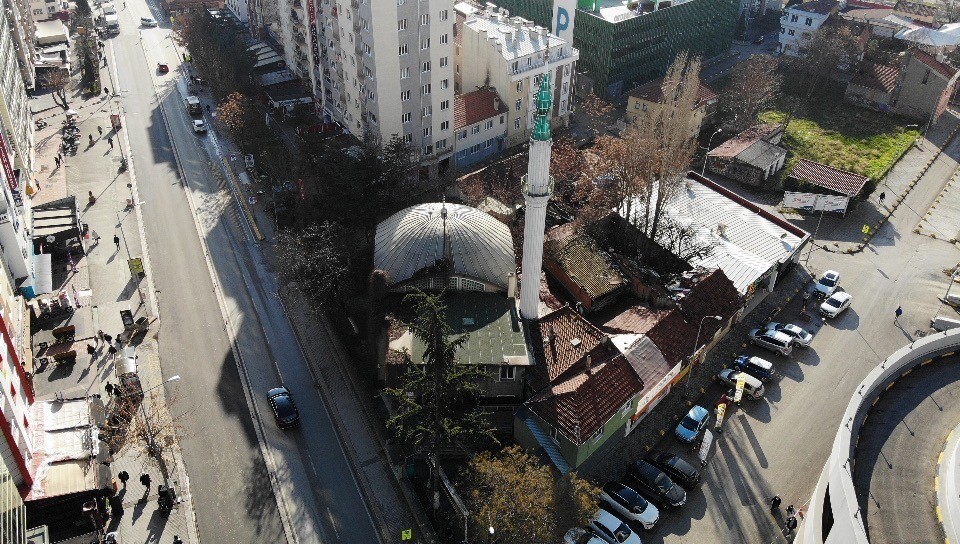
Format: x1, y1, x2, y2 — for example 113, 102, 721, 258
852, 354, 960, 544
108, 3, 380, 543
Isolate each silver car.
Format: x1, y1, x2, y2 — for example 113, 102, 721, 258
747, 328, 794, 356
764, 322, 813, 346
599, 481, 659, 529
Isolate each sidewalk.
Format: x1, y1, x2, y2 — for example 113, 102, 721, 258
29, 44, 199, 544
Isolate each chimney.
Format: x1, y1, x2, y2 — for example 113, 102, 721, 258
585, 354, 592, 372
548, 326, 557, 359
507, 272, 516, 297
494, 94, 500, 111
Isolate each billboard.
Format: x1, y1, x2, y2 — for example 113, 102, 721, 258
553, 0, 576, 44
783, 191, 850, 214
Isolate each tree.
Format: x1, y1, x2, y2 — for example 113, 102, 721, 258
102, 388, 192, 468
550, 135, 585, 199
42, 70, 71, 109
174, 11, 255, 100
275, 222, 346, 309
379, 134, 418, 195
718, 55, 781, 133
463, 446, 600, 543
217, 92, 251, 144
385, 291, 494, 511
790, 25, 861, 99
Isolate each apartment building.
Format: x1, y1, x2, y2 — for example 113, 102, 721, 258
5, 0, 36, 90
295, 0, 456, 175
456, 4, 577, 148
778, 0, 840, 56
26, 0, 67, 21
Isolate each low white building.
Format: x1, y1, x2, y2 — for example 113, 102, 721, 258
456, 2, 578, 148
778, 0, 840, 57
27, 0, 67, 21
454, 88, 508, 169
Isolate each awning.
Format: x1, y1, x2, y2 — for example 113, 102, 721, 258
35, 253, 53, 294
32, 196, 81, 244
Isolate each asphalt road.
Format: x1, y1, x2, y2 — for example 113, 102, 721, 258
645, 124, 960, 542
110, 4, 379, 543
852, 354, 960, 544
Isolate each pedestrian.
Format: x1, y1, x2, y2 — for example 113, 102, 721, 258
118, 470, 129, 486
206, 104, 211, 113
784, 515, 798, 534
879, 191, 886, 205
114, 234, 120, 250
786, 504, 795, 517
88, 134, 94, 146
103, 333, 113, 344
98, 126, 103, 136
103, 86, 109, 96
182, 52, 186, 62
173, 537, 184, 544
770, 495, 782, 511
108, 344, 118, 357
92, 230, 101, 245
89, 190, 96, 205
105, 382, 114, 395
895, 305, 903, 324
86, 343, 96, 357
107, 137, 113, 149
54, 155, 60, 168
140, 472, 151, 489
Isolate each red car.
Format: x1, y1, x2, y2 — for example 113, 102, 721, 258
157, 63, 169, 74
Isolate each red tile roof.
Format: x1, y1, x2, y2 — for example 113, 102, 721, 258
850, 62, 901, 93
793, 0, 840, 15
911, 49, 959, 80
627, 77, 718, 110
708, 124, 783, 159
643, 309, 696, 366
790, 158, 870, 196
454, 88, 508, 130
528, 305, 608, 390
594, 297, 671, 335
526, 354, 643, 446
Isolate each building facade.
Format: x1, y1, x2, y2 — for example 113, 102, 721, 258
778, 0, 839, 56
454, 88, 509, 168
456, 4, 578, 147
26, 0, 66, 21
491, 0, 737, 98
625, 76, 717, 139
0, 452, 27, 544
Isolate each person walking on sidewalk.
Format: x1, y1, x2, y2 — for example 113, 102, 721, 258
108, 344, 118, 358
784, 515, 798, 534
54, 155, 60, 168
88, 134, 94, 146
114, 234, 120, 251
107, 137, 113, 149
140, 472, 151, 490
879, 191, 886, 205
98, 126, 103, 136
92, 230, 101, 246
118, 470, 129, 486
86, 343, 96, 358
895, 305, 903, 324
770, 495, 782, 512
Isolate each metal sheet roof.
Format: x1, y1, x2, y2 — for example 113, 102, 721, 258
375, 203, 515, 289
464, 13, 567, 61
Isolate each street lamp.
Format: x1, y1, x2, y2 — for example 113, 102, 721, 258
934, 266, 960, 322
701, 128, 723, 177
687, 316, 722, 391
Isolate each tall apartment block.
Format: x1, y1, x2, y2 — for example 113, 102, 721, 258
490, 0, 738, 98
284, 0, 457, 175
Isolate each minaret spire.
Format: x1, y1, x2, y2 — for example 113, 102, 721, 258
519, 73, 554, 320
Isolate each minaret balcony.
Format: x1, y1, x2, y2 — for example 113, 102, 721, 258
521, 174, 554, 198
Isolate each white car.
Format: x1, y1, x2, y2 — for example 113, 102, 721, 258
192, 119, 207, 133
563, 527, 607, 544
589, 508, 643, 544
820, 291, 852, 318
600, 481, 659, 529
764, 322, 813, 346
815, 270, 841, 297
140, 16, 158, 27
747, 328, 793, 356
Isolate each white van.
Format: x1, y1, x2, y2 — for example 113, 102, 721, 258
104, 13, 120, 33
101, 2, 116, 14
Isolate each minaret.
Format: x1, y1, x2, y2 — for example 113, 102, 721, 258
519, 74, 555, 320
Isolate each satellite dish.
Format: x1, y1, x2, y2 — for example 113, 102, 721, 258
45, 235, 56, 243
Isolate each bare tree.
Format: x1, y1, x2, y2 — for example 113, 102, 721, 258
718, 55, 781, 133
103, 389, 192, 467
791, 25, 861, 98
42, 70, 71, 109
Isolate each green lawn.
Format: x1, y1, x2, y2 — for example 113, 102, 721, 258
759, 107, 919, 181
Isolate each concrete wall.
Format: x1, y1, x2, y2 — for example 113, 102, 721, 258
893, 54, 952, 121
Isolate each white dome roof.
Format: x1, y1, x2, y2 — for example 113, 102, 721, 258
375, 203, 516, 289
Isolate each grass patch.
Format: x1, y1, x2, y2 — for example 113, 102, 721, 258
760, 105, 918, 181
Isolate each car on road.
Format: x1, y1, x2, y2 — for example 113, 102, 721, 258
764, 322, 813, 346
599, 481, 659, 529
157, 63, 169, 74
266, 386, 300, 429
715, 369, 765, 400
192, 119, 207, 133
645, 452, 701, 489
675, 405, 710, 443
140, 16, 157, 26
563, 527, 606, 544
815, 270, 841, 297
588, 508, 643, 544
626, 459, 687, 509
820, 291, 853, 318
731, 355, 775, 382
747, 328, 794, 356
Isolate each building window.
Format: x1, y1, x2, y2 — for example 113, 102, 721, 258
437, 138, 447, 149
421, 37, 431, 49
440, 100, 450, 110
458, 130, 467, 140
790, 13, 798, 22
549, 426, 560, 444
516, 81, 523, 92
780, 26, 785, 34
592, 427, 603, 443
457, 149, 468, 159
439, 8, 448, 20
922, 69, 930, 84
404, 133, 413, 143
498, 366, 515, 381
805, 17, 812, 25
423, 105, 432, 116
461, 278, 484, 291
422, 83, 431, 95
399, 44, 408, 55
440, 33, 449, 44
787, 29, 795, 36
424, 144, 433, 155
485, 119, 493, 130
421, 14, 430, 25
563, 82, 568, 94
422, 61, 431, 72
514, 117, 521, 129
485, 138, 494, 148
512, 61, 519, 73
402, 112, 411, 123
424, 127, 432, 137
560, 100, 566, 112
515, 99, 522, 111
500, 115, 504, 124
401, 67, 409, 79
441, 79, 450, 89
440, 57, 448, 68
398, 18, 407, 30
401, 90, 411, 101
440, 120, 449, 130
472, 125, 480, 135
620, 399, 633, 416
397, 0, 404, 4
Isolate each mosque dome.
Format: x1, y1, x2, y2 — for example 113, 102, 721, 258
375, 202, 516, 291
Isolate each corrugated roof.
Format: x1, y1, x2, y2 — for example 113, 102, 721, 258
611, 334, 672, 388
544, 223, 625, 302
627, 77, 718, 109
850, 62, 901, 93
455, 88, 508, 130
375, 203, 516, 289
464, 12, 567, 61
708, 124, 782, 159
790, 158, 870, 196
735, 139, 787, 168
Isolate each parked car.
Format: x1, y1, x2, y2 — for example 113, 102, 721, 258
815, 270, 841, 297
563, 527, 606, 544
140, 16, 157, 26
747, 328, 794, 356
266, 386, 300, 428
157, 62, 169, 74
588, 508, 643, 544
626, 459, 687, 509
764, 322, 813, 346
820, 291, 853, 318
645, 452, 701, 489
715, 369, 765, 400
192, 119, 207, 133
675, 405, 710, 443
599, 481, 659, 529
731, 355, 776, 382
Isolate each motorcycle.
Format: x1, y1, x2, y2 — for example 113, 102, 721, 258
36, 119, 48, 129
